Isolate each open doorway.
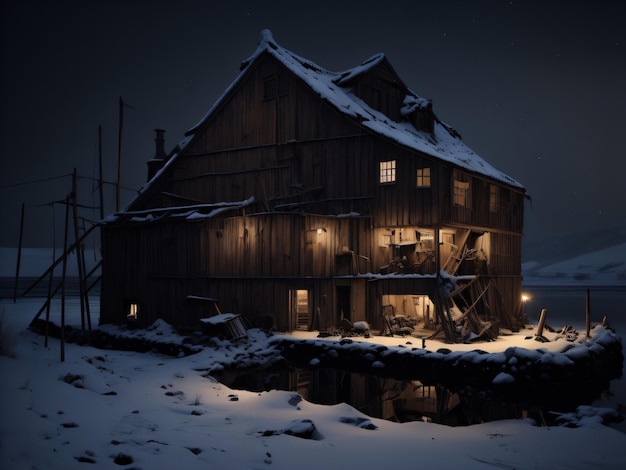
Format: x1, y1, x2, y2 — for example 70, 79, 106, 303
336, 286, 351, 322
290, 289, 310, 331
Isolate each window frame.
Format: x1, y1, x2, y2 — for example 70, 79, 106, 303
453, 178, 470, 207
416, 167, 431, 188
263, 75, 278, 100
489, 184, 500, 213
379, 159, 397, 184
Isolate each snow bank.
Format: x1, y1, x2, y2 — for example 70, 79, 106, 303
1, 298, 625, 469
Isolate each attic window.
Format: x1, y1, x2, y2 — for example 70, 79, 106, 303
416, 168, 431, 188
263, 76, 278, 100
379, 160, 396, 184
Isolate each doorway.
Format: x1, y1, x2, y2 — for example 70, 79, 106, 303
336, 286, 351, 322
290, 289, 310, 331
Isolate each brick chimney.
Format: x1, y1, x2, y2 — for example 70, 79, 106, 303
147, 129, 167, 181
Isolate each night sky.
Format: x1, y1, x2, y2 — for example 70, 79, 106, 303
1, 0, 625, 249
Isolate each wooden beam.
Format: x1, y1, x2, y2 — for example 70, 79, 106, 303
60, 193, 70, 362
536, 308, 547, 337
22, 223, 97, 297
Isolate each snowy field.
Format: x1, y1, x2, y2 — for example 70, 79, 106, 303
523, 242, 626, 286
1, 298, 625, 469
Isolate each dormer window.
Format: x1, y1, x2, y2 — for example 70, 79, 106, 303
402, 96, 434, 135
379, 160, 396, 184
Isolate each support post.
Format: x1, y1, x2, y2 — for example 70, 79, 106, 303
98, 125, 104, 221
60, 194, 70, 362
45, 242, 55, 348
13, 202, 25, 302
116, 97, 123, 212
536, 308, 547, 337
71, 169, 87, 331
72, 168, 91, 333
585, 289, 591, 338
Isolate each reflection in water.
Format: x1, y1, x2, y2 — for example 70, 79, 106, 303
217, 367, 530, 426
218, 287, 625, 427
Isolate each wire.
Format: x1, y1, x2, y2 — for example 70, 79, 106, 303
0, 173, 72, 189
77, 175, 136, 192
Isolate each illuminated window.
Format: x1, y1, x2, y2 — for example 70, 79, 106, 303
416, 168, 431, 187
379, 160, 396, 184
127, 302, 138, 321
453, 179, 470, 207
489, 184, 500, 213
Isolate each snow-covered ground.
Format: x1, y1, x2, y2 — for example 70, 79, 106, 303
1, 298, 625, 469
523, 241, 626, 286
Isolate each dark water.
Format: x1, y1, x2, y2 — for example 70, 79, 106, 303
219, 285, 626, 429
521, 285, 625, 329
218, 367, 537, 426
525, 285, 626, 432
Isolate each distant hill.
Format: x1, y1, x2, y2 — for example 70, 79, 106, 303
522, 226, 626, 286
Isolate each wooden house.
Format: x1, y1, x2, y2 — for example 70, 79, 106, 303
100, 30, 527, 340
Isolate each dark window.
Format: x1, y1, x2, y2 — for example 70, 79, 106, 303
453, 179, 470, 207
489, 184, 500, 213
263, 76, 277, 100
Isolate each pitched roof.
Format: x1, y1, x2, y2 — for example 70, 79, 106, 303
185, 29, 523, 189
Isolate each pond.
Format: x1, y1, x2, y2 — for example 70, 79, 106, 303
217, 366, 543, 426
218, 286, 625, 428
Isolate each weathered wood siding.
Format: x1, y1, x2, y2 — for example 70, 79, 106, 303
444, 168, 524, 233
101, 49, 526, 330
348, 59, 407, 122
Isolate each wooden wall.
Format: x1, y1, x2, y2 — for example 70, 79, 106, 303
136, 52, 524, 242
348, 59, 407, 122
101, 50, 527, 331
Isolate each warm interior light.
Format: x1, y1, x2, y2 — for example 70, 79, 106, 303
127, 303, 138, 320
317, 228, 323, 235
521, 294, 530, 303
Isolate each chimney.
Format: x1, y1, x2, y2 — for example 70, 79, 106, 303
154, 128, 166, 158
147, 129, 167, 181
412, 100, 434, 135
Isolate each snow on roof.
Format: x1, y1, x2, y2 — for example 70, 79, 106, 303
187, 29, 523, 189
105, 197, 256, 223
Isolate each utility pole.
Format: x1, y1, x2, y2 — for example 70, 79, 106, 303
13, 202, 25, 302
116, 97, 123, 212
98, 125, 104, 220
116, 97, 134, 212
